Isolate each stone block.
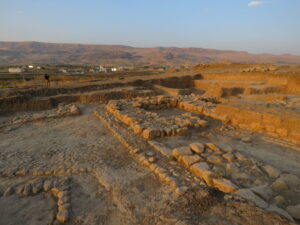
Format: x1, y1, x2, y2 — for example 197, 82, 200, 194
223, 153, 235, 162
190, 162, 213, 186
172, 147, 193, 159
278, 174, 300, 188
271, 179, 288, 193
206, 143, 223, 154
236, 189, 268, 209
180, 155, 203, 168
267, 204, 294, 222
250, 184, 273, 201
148, 141, 172, 157
207, 155, 223, 164
212, 178, 238, 193
262, 165, 281, 179
143, 129, 159, 139
274, 195, 286, 208
286, 204, 300, 220
189, 143, 205, 154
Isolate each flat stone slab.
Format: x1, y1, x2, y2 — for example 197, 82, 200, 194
189, 143, 205, 154
190, 162, 213, 186
236, 189, 269, 209
286, 204, 300, 220
212, 178, 238, 193
181, 155, 203, 168
172, 147, 193, 159
148, 141, 172, 157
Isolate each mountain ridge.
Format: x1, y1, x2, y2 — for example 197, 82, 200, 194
1, 41, 300, 65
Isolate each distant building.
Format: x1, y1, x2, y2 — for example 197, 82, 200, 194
8, 68, 24, 73
68, 70, 85, 75
110, 67, 118, 72
98, 65, 107, 72
98, 65, 118, 73
59, 68, 68, 73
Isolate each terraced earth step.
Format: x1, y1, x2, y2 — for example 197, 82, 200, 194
195, 83, 285, 97
194, 79, 266, 88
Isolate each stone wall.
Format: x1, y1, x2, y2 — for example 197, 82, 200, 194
105, 95, 209, 140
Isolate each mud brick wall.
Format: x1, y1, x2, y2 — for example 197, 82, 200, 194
198, 73, 300, 95
214, 104, 300, 145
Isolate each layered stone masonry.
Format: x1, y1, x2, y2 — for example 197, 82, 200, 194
172, 143, 238, 193
106, 94, 300, 146
105, 95, 212, 140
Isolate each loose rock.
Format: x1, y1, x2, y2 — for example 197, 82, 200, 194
286, 204, 300, 220
262, 165, 281, 179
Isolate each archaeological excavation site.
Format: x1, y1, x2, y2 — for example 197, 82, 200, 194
0, 69, 300, 225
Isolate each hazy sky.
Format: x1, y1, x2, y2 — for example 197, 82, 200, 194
0, 0, 299, 55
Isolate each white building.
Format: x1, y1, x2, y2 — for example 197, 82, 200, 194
98, 65, 107, 72
8, 68, 24, 73
98, 65, 118, 73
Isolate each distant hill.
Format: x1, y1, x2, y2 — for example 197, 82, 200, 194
0, 41, 300, 65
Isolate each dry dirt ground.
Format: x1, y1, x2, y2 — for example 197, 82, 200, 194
0, 68, 300, 225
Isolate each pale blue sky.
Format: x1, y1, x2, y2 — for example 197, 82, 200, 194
0, 0, 299, 55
